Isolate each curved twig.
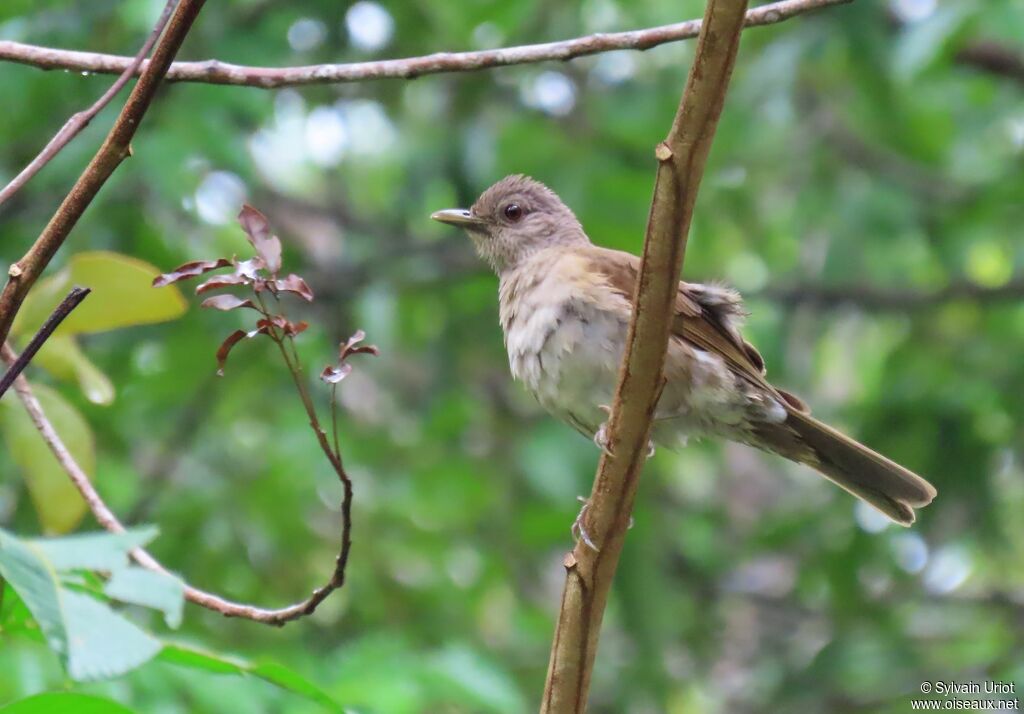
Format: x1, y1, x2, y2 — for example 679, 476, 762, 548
0, 0, 848, 89
1, 342, 350, 626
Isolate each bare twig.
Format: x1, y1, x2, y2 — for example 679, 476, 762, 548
955, 40, 1024, 87
1, 341, 352, 626
0, 286, 90, 399
541, 0, 751, 710
257, 292, 354, 621
0, 0, 848, 89
0, 0, 176, 209
0, 0, 206, 349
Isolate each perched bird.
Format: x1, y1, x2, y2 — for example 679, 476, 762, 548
432, 175, 936, 526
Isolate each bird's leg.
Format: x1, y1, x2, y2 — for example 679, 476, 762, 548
571, 496, 599, 552
571, 495, 635, 553
595, 405, 656, 459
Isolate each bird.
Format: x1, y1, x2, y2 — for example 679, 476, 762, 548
431, 174, 936, 529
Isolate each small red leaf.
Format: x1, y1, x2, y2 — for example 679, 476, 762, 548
153, 258, 231, 287
201, 295, 257, 311
257, 316, 287, 331
285, 320, 309, 337
237, 205, 282, 275
215, 330, 248, 376
196, 274, 251, 294
274, 274, 314, 302
320, 363, 353, 384
235, 257, 265, 280
339, 329, 379, 361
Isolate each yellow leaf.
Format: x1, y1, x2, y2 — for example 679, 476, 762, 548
0, 384, 96, 534
13, 251, 187, 337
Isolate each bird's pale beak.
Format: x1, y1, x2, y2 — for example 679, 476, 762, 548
431, 208, 485, 227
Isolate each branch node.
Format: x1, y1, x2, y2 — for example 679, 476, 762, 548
563, 552, 578, 570
8, 263, 23, 278
655, 142, 674, 162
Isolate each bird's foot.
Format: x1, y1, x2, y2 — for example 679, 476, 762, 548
595, 405, 656, 459
571, 496, 599, 552
593, 405, 615, 457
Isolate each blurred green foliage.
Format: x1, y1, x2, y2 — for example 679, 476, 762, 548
1, 0, 1022, 711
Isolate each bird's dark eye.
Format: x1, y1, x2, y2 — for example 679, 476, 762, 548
503, 203, 523, 222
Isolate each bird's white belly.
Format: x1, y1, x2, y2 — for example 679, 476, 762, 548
504, 298, 783, 447
506, 298, 625, 436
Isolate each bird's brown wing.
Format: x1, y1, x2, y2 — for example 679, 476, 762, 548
582, 246, 935, 525
583, 246, 807, 410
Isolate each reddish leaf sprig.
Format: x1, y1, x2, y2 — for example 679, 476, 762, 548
153, 203, 374, 619
153, 205, 319, 375
320, 330, 379, 384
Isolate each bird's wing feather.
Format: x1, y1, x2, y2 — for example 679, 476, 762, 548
583, 246, 809, 411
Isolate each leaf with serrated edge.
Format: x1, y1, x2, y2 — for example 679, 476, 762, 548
62, 590, 162, 681
104, 567, 184, 629
0, 529, 68, 658
27, 527, 158, 571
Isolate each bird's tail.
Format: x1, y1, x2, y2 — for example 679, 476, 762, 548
755, 410, 937, 525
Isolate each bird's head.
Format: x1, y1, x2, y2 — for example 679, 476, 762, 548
431, 174, 588, 273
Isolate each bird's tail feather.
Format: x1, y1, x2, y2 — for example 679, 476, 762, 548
756, 411, 936, 525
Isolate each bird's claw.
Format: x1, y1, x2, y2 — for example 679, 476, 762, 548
593, 423, 614, 457
593, 405, 615, 456
571, 496, 599, 552
594, 405, 656, 460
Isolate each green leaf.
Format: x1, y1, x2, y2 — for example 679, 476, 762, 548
28, 527, 158, 571
0, 693, 137, 714
33, 335, 116, 405
62, 589, 162, 681
0, 528, 176, 682
13, 251, 187, 337
0, 384, 95, 533
104, 567, 185, 628
0, 530, 68, 656
159, 644, 346, 712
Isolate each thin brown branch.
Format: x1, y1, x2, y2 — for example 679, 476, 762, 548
261, 294, 354, 619
540, 0, 751, 711
758, 275, 1024, 311
955, 40, 1024, 87
0, 0, 848, 89
0, 0, 206, 349
0, 0, 176, 209
1, 341, 351, 626
0, 286, 90, 399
